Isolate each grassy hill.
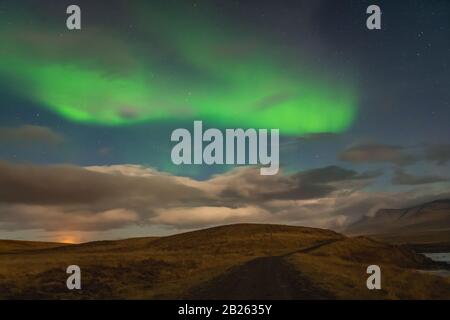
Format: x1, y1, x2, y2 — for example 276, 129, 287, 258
0, 240, 69, 254
287, 237, 450, 299
0, 224, 449, 299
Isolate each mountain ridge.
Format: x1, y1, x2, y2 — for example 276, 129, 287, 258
346, 199, 450, 236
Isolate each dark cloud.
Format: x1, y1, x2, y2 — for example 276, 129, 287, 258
0, 161, 202, 206
392, 168, 448, 185
338, 143, 417, 165
424, 144, 450, 165
0, 125, 63, 145
266, 166, 381, 201
339, 143, 450, 167
295, 165, 381, 184
218, 165, 381, 202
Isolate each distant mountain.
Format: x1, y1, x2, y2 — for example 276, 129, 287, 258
346, 199, 450, 236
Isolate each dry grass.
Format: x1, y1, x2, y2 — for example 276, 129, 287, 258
0, 240, 69, 254
287, 236, 450, 299
0, 224, 341, 299
0, 224, 449, 299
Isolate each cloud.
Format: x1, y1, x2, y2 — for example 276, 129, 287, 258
0, 162, 207, 231
210, 165, 380, 204
0, 161, 448, 234
0, 162, 384, 232
0, 125, 63, 145
0, 205, 139, 232
392, 168, 448, 185
338, 143, 417, 165
339, 143, 450, 167
151, 206, 270, 228
424, 144, 450, 165
0, 162, 201, 206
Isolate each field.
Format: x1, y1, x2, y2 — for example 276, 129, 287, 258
0, 224, 449, 299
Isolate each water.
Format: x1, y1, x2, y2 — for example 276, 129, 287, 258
420, 252, 450, 277
422, 252, 450, 264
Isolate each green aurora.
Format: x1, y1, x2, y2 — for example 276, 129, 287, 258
0, 3, 358, 135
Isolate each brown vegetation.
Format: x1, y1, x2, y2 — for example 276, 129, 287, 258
0, 224, 449, 299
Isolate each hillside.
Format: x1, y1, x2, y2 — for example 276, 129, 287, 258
0, 239, 69, 254
346, 200, 450, 241
287, 236, 450, 299
0, 223, 449, 299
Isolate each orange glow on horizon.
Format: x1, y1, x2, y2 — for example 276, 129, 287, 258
58, 235, 81, 244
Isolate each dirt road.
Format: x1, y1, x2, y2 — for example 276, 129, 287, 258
185, 255, 333, 299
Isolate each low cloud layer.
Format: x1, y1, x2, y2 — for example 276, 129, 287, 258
0, 125, 63, 146
339, 143, 450, 167
392, 169, 448, 185
424, 144, 450, 165
0, 161, 449, 234
338, 143, 416, 165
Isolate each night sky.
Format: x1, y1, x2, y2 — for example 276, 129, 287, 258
0, 0, 449, 243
